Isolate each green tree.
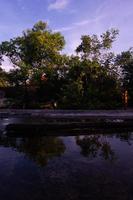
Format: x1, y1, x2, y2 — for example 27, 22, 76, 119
0, 67, 9, 87
0, 21, 66, 107
116, 49, 133, 106
0, 21, 65, 82
60, 29, 121, 109
76, 28, 118, 62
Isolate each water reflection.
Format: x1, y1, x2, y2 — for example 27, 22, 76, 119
115, 132, 133, 145
0, 131, 133, 167
0, 136, 65, 166
0, 131, 133, 199
75, 132, 133, 161
76, 135, 116, 161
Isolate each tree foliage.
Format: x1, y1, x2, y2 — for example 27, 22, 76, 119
0, 67, 9, 87
60, 29, 120, 109
0, 22, 130, 109
116, 49, 133, 105
0, 21, 65, 85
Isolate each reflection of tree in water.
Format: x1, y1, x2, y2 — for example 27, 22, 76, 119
0, 136, 65, 167
115, 132, 133, 145
76, 135, 115, 161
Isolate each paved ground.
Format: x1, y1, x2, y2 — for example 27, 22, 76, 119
0, 109, 133, 118
0, 109, 133, 135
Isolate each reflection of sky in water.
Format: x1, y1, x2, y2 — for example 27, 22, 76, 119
0, 133, 133, 199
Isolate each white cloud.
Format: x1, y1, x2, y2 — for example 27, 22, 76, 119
73, 16, 104, 27
63, 0, 133, 54
74, 20, 90, 26
48, 0, 69, 11
54, 25, 74, 32
54, 14, 105, 33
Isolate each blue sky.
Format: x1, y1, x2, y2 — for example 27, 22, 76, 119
1, 0, 133, 70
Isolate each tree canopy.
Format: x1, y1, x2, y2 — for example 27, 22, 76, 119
0, 21, 132, 109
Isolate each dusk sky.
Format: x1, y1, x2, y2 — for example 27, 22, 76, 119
1, 0, 133, 70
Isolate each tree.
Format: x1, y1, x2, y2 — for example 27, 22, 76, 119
0, 24, 123, 109
0, 21, 66, 88
76, 28, 119, 62
0, 21, 66, 107
0, 21, 65, 82
116, 49, 133, 106
60, 29, 121, 109
0, 67, 9, 87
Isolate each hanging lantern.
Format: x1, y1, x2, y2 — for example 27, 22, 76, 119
41, 73, 47, 81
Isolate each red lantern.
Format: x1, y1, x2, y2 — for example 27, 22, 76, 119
41, 73, 47, 81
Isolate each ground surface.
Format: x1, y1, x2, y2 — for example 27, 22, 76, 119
1, 109, 133, 135
0, 109, 133, 118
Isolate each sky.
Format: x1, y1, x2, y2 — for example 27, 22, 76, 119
0, 0, 133, 71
